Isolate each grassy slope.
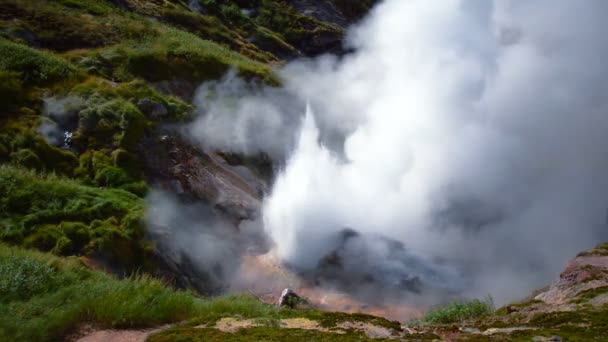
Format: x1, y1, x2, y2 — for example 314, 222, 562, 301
0, 243, 410, 341
0, 0, 282, 270
0, 2, 403, 340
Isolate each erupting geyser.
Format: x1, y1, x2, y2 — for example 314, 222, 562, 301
260, 0, 608, 305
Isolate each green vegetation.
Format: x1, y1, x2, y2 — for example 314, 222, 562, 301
421, 296, 495, 324
0, 244, 203, 341
84, 27, 276, 84
570, 286, 608, 304
151, 326, 384, 342
0, 244, 409, 342
0, 38, 81, 87
0, 166, 148, 267
577, 242, 608, 257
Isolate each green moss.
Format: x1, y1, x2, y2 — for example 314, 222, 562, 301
0, 165, 147, 266
571, 286, 608, 304
73, 95, 148, 150
75, 149, 147, 196
0, 70, 24, 111
149, 326, 381, 342
8, 129, 79, 176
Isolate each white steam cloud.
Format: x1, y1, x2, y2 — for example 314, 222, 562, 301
260, 0, 608, 304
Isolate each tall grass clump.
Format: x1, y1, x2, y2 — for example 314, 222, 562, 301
0, 244, 204, 341
0, 165, 147, 266
422, 296, 495, 324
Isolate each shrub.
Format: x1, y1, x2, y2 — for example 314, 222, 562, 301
0, 254, 56, 301
422, 296, 495, 324
0, 166, 146, 264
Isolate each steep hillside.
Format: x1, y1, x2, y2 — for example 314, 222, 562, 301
0, 0, 367, 286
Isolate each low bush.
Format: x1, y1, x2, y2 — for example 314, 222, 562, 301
422, 296, 495, 324
0, 166, 146, 265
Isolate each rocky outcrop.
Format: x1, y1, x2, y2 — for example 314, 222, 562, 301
140, 133, 265, 223
308, 229, 462, 302
535, 243, 608, 305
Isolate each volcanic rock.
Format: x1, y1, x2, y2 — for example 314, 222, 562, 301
278, 288, 304, 308
535, 243, 608, 305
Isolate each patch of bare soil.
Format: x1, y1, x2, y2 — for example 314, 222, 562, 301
213, 318, 263, 333
211, 316, 408, 339
338, 321, 397, 339
74, 325, 170, 342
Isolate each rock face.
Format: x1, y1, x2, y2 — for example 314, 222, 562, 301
535, 243, 608, 305
140, 133, 265, 223
138, 132, 271, 293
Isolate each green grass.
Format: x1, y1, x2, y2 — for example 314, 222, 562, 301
0, 243, 408, 342
0, 244, 203, 341
0, 38, 81, 86
421, 296, 495, 325
0, 165, 148, 266
1, 0, 154, 51
71, 27, 277, 85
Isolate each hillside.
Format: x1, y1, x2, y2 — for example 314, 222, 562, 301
1, 1, 607, 341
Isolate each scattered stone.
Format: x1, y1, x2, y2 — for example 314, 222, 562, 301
460, 327, 481, 334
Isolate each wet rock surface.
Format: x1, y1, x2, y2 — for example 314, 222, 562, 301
308, 229, 462, 303
138, 131, 271, 294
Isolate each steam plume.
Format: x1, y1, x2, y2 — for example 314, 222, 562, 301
260, 0, 608, 304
